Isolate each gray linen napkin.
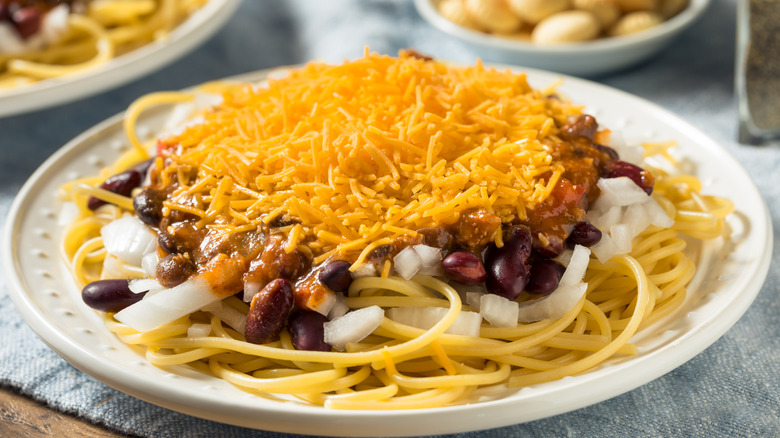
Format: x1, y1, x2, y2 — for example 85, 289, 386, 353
1, 0, 778, 436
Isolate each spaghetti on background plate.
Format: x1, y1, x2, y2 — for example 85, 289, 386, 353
0, 0, 209, 89
59, 51, 733, 409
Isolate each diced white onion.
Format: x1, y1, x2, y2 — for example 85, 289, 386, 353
555, 249, 573, 267
609, 224, 633, 255
309, 290, 337, 316
41, 5, 69, 43
589, 205, 622, 229
559, 245, 591, 287
480, 294, 519, 328
324, 306, 384, 351
393, 246, 421, 280
101, 255, 130, 280
413, 244, 443, 276
242, 281, 263, 303
594, 177, 650, 210
591, 232, 618, 263
115, 276, 219, 332
202, 301, 246, 334
187, 323, 212, 338
327, 293, 349, 320
141, 251, 159, 278
128, 278, 164, 294
517, 282, 588, 323
608, 133, 644, 165
387, 307, 482, 337
0, 23, 25, 54
624, 203, 653, 237
643, 197, 674, 228
101, 216, 156, 267
351, 263, 377, 279
465, 291, 483, 310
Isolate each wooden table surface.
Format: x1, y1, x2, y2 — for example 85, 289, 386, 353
0, 386, 131, 437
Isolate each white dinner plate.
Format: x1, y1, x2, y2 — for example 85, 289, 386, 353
2, 65, 772, 436
0, 0, 240, 118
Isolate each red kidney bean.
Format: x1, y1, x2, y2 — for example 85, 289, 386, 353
318, 260, 352, 292
606, 160, 654, 195
132, 158, 154, 176
0, 4, 10, 21
287, 310, 331, 351
594, 143, 619, 161
442, 251, 486, 285
484, 226, 532, 300
133, 188, 165, 226
245, 279, 293, 344
82, 279, 146, 313
87, 170, 142, 210
12, 7, 41, 39
526, 260, 566, 296
156, 253, 195, 288
567, 222, 602, 247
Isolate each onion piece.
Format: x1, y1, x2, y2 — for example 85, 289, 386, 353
559, 245, 591, 287
643, 197, 674, 228
609, 224, 633, 255
351, 263, 377, 279
324, 306, 384, 351
393, 246, 421, 280
608, 133, 644, 165
480, 294, 519, 328
309, 290, 337, 317
100, 254, 137, 280
327, 293, 349, 320
413, 244, 443, 276
202, 301, 246, 334
187, 323, 212, 338
594, 177, 650, 210
624, 203, 653, 237
591, 232, 618, 263
115, 276, 219, 332
387, 307, 481, 337
101, 216, 156, 266
517, 282, 588, 323
242, 281, 263, 303
0, 24, 25, 54
465, 291, 483, 310
141, 252, 159, 278
41, 5, 69, 43
589, 205, 622, 230
128, 278, 164, 294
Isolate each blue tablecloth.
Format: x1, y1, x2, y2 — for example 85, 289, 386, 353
1, 1, 778, 436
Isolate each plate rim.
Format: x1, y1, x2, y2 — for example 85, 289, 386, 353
2, 64, 773, 436
0, 0, 241, 118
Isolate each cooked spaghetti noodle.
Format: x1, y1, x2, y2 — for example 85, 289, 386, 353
0, 0, 209, 89
59, 52, 733, 409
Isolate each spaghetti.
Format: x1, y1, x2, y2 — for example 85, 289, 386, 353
0, 0, 208, 89
59, 51, 733, 409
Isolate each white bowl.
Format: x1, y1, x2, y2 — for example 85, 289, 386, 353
414, 0, 711, 76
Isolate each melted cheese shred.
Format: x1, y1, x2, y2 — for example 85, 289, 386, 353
161, 51, 580, 261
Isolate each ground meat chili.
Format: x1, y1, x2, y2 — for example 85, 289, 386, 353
85, 113, 655, 348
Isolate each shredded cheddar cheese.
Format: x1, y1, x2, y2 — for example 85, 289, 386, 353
161, 51, 582, 261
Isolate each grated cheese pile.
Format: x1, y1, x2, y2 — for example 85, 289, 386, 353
160, 51, 583, 264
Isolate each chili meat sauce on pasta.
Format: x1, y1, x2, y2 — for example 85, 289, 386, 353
60, 51, 733, 408
0, 0, 208, 89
